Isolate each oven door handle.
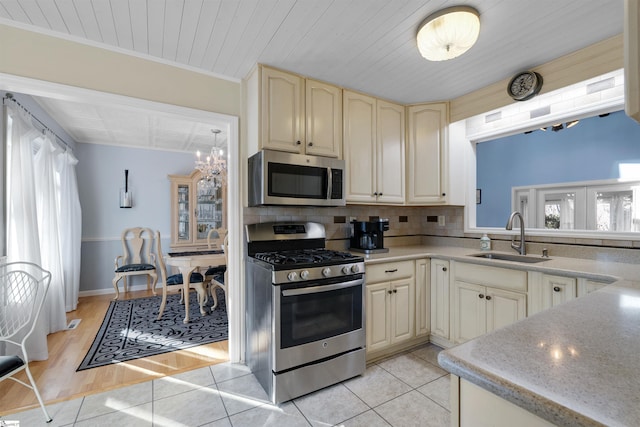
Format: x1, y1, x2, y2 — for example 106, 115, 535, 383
282, 279, 362, 296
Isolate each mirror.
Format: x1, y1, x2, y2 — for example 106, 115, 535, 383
476, 110, 640, 233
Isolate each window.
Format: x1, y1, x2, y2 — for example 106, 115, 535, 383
512, 180, 640, 232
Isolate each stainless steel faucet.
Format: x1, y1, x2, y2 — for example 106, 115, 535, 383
506, 211, 526, 255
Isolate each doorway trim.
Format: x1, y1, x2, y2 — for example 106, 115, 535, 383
0, 72, 243, 363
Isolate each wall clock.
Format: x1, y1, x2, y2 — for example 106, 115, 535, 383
507, 71, 543, 101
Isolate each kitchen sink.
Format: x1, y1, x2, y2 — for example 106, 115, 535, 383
469, 252, 551, 263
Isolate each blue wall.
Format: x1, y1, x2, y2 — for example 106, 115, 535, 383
75, 143, 196, 292
476, 111, 640, 227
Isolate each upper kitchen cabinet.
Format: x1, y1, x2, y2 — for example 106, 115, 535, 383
406, 103, 449, 204
245, 65, 342, 158
168, 170, 226, 250
344, 90, 405, 204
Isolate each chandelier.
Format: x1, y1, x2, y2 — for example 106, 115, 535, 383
195, 129, 227, 187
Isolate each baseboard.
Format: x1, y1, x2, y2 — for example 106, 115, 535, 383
78, 283, 153, 298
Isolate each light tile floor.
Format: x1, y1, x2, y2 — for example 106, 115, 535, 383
1, 344, 449, 427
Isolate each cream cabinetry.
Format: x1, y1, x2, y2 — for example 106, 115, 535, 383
452, 376, 554, 427
529, 273, 612, 315
451, 262, 527, 345
406, 103, 448, 204
415, 259, 430, 337
168, 170, 226, 250
343, 91, 405, 204
246, 65, 342, 158
577, 277, 608, 297
430, 258, 450, 342
365, 261, 415, 354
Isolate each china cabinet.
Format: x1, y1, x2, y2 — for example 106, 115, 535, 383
168, 170, 226, 250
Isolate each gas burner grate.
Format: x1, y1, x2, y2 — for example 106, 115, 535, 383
254, 249, 356, 265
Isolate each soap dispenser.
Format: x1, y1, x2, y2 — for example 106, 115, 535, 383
480, 233, 491, 251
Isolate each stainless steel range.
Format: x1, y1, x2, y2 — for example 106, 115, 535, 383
245, 222, 366, 404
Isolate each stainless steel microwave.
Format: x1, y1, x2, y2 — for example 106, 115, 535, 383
248, 150, 346, 207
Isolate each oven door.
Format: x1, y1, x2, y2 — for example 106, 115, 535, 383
274, 275, 365, 372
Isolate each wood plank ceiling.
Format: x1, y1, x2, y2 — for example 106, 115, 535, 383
0, 0, 624, 151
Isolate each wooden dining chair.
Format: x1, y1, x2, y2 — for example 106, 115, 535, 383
209, 234, 228, 310
154, 231, 208, 320
204, 228, 227, 305
112, 227, 158, 300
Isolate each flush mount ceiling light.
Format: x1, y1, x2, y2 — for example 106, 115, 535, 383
416, 6, 480, 61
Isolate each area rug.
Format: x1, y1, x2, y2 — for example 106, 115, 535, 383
77, 289, 227, 371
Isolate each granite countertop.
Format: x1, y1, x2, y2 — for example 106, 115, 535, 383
362, 245, 640, 426
360, 245, 640, 282
438, 283, 640, 426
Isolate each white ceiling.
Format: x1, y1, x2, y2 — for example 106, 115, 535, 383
0, 0, 624, 152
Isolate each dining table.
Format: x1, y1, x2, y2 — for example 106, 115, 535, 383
165, 249, 226, 323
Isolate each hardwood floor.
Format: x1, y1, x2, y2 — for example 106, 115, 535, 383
0, 289, 229, 416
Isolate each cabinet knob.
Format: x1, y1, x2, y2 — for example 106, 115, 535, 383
373, 192, 378, 196
479, 294, 485, 299
393, 289, 397, 293
308, 141, 313, 146
485, 295, 492, 301
379, 193, 383, 196
296, 140, 301, 145
388, 290, 393, 295
442, 192, 446, 196
553, 286, 561, 292
442, 267, 447, 271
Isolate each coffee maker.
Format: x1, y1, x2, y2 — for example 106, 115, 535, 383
349, 218, 389, 253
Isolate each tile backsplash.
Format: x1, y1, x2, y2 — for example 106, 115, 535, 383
243, 205, 465, 249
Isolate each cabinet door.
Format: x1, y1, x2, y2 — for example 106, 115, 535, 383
366, 281, 391, 353
485, 288, 526, 333
415, 259, 430, 337
452, 280, 486, 344
542, 275, 576, 309
172, 181, 192, 246
407, 103, 448, 204
376, 100, 405, 203
430, 259, 450, 339
261, 67, 304, 153
343, 90, 377, 203
390, 278, 415, 344
306, 79, 342, 158
577, 278, 608, 297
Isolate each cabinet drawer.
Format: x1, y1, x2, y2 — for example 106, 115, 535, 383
366, 261, 414, 283
455, 262, 527, 292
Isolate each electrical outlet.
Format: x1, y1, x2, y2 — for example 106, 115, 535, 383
349, 216, 357, 223
438, 215, 446, 226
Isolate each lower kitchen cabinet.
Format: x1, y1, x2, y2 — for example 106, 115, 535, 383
528, 273, 577, 315
430, 258, 450, 343
415, 258, 430, 337
451, 262, 527, 345
365, 261, 415, 355
452, 280, 526, 344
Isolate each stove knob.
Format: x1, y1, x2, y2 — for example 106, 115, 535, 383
322, 267, 332, 277
351, 264, 360, 274
300, 270, 309, 280
341, 266, 350, 275
287, 271, 298, 282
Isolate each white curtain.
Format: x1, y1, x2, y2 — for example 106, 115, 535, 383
33, 133, 67, 333
5, 105, 79, 360
57, 150, 82, 311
